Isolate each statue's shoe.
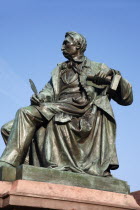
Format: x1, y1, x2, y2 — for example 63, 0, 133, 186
0, 161, 14, 168
104, 170, 112, 177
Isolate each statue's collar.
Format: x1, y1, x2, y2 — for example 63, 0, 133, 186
61, 56, 91, 71
71, 55, 85, 63
71, 56, 91, 68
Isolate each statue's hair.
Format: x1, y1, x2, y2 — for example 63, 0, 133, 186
65, 31, 87, 53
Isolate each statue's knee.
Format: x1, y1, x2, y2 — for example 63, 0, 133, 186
17, 107, 31, 115
17, 106, 36, 119
18, 107, 26, 113
1, 123, 10, 144
16, 106, 41, 123
1, 124, 6, 135
1, 120, 13, 135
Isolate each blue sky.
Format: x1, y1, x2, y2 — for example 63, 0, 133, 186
0, 0, 140, 192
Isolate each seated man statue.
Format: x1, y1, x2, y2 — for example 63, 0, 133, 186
0, 31, 133, 177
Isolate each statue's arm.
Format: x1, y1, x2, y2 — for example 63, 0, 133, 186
108, 71, 133, 106
89, 62, 133, 106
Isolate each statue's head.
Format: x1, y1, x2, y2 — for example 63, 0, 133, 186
61, 31, 87, 60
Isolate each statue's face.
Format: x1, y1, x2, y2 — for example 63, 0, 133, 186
61, 35, 79, 59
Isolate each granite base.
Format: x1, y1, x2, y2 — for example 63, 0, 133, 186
0, 180, 139, 210
131, 191, 140, 206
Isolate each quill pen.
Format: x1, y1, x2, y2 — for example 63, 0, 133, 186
29, 79, 38, 96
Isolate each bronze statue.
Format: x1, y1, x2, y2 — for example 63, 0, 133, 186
0, 32, 133, 177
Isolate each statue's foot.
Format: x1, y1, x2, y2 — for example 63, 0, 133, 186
0, 161, 14, 168
104, 170, 112, 177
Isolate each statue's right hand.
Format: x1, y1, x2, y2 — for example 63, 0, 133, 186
30, 94, 40, 105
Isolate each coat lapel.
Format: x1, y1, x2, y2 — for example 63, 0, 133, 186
51, 65, 61, 101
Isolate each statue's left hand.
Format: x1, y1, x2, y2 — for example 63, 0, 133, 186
94, 69, 113, 85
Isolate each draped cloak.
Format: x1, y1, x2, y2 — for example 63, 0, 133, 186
25, 57, 133, 176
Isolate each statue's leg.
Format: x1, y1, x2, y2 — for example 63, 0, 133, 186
1, 120, 31, 165
1, 120, 14, 144
0, 106, 45, 167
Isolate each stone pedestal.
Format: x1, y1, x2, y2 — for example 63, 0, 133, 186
0, 180, 139, 210
0, 164, 130, 194
0, 165, 139, 209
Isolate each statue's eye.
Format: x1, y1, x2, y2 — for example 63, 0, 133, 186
63, 40, 69, 45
